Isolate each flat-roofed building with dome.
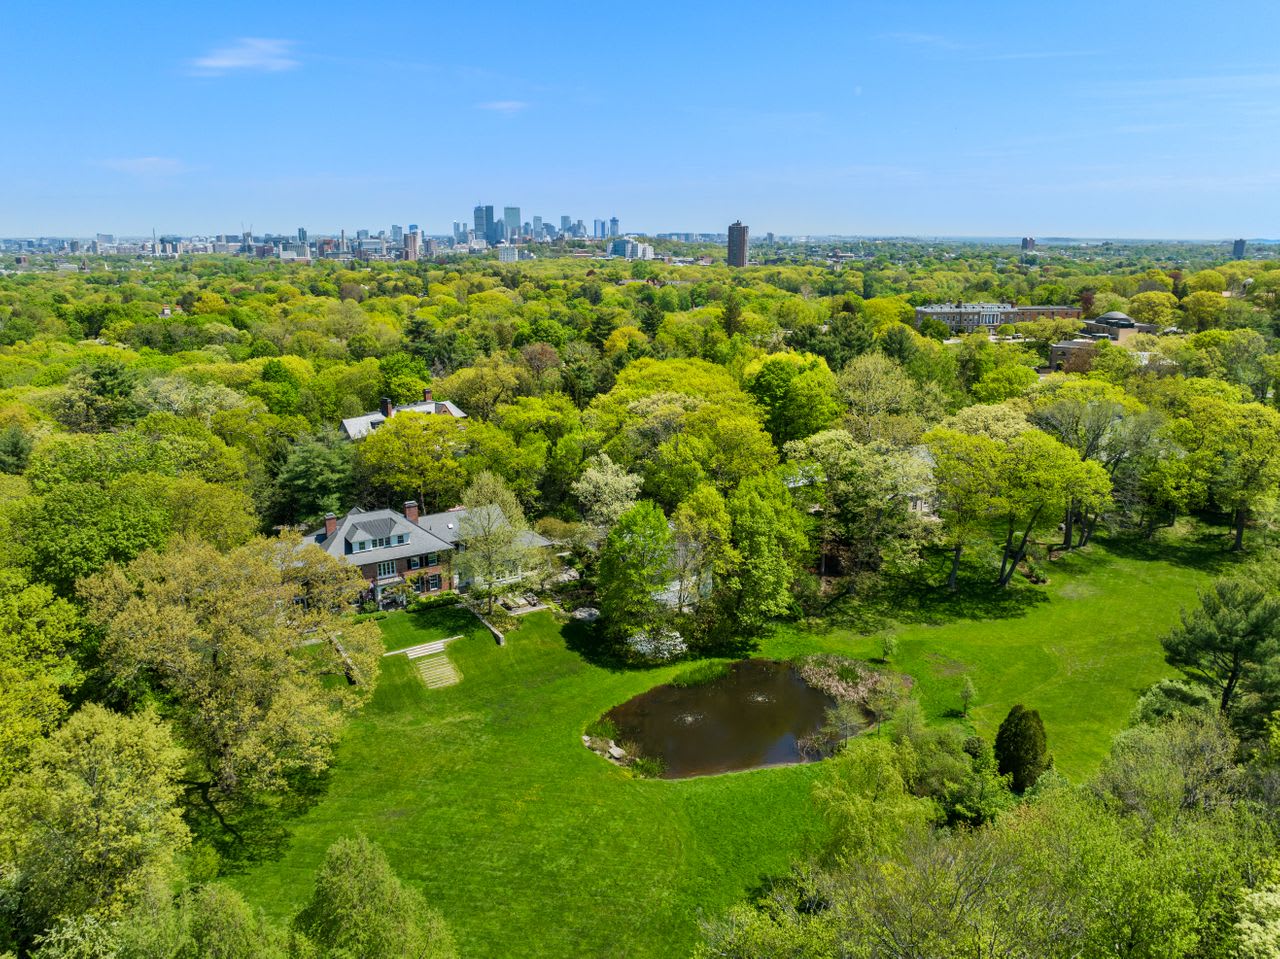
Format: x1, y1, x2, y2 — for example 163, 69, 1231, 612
1082, 310, 1158, 341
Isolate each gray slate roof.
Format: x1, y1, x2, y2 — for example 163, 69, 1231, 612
341, 399, 467, 440
308, 508, 453, 563
418, 506, 552, 550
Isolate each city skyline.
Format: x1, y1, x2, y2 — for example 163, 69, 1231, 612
4, 1, 1280, 237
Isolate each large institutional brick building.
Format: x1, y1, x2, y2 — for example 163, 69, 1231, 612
914, 302, 1082, 334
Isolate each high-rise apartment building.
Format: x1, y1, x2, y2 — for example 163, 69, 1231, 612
609, 216, 619, 237
727, 221, 749, 267
1021, 236, 1036, 252
403, 231, 419, 261
297, 227, 307, 244
1233, 238, 1247, 259
504, 207, 521, 243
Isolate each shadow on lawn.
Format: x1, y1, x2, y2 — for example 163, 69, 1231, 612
563, 617, 762, 671
1097, 528, 1239, 574
819, 569, 1051, 635
184, 772, 332, 875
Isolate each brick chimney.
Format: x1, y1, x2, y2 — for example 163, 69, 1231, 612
422, 387, 434, 404
379, 396, 394, 417
324, 512, 338, 536
403, 500, 419, 523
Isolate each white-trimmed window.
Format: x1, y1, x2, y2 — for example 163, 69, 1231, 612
425, 552, 439, 567
428, 573, 442, 591
409, 556, 421, 570
376, 560, 397, 578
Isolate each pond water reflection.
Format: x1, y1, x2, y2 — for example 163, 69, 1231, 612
605, 660, 836, 779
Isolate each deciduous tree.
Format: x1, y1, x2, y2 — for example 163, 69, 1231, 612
81, 535, 381, 801
455, 472, 533, 614
293, 835, 456, 959
356, 411, 468, 513
0, 705, 188, 931
597, 500, 672, 639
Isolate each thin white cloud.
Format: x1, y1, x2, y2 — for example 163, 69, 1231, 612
476, 100, 529, 114
100, 156, 188, 176
189, 38, 299, 76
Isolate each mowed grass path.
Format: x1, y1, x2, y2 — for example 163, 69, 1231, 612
236, 535, 1223, 957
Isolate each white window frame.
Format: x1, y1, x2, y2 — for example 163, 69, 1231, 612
376, 560, 397, 578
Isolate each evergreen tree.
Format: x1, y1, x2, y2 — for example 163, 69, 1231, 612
994, 704, 1048, 792
272, 435, 352, 526
1161, 574, 1280, 725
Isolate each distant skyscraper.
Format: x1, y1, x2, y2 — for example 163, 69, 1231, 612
403, 231, 419, 261
1233, 238, 1247, 259
1021, 236, 1036, 252
356, 229, 369, 240
532, 215, 542, 239
474, 205, 497, 245
297, 227, 307, 244
408, 223, 418, 234
609, 216, 619, 237
727, 221, 749, 267
593, 218, 606, 239
391, 224, 404, 243
503, 207, 521, 243
560, 215, 571, 234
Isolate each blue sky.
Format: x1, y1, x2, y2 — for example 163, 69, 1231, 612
4, 0, 1280, 238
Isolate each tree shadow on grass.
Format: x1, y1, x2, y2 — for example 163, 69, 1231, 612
561, 617, 639, 671
562, 616, 764, 670
184, 771, 332, 876
819, 569, 1051, 635
1096, 528, 1239, 575
403, 604, 482, 638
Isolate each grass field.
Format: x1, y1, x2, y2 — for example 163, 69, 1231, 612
234, 532, 1228, 958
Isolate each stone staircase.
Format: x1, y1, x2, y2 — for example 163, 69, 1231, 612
384, 635, 463, 689
414, 654, 461, 689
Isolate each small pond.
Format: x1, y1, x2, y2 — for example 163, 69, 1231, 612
605, 659, 837, 778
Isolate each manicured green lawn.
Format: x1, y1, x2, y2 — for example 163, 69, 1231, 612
764, 534, 1228, 779
235, 532, 1225, 957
